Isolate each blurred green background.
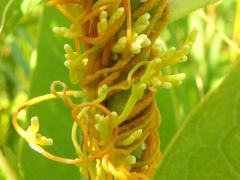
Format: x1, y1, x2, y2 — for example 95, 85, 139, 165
0, 0, 239, 179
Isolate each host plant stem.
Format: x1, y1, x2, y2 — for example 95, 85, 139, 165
0, 0, 222, 179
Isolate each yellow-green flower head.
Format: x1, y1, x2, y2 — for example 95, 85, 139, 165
25, 116, 53, 146
97, 10, 108, 35
112, 13, 151, 55
133, 13, 151, 33
64, 44, 87, 84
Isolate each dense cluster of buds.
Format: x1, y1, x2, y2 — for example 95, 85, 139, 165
13, 0, 196, 179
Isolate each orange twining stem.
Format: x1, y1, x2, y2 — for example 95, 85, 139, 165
12, 91, 79, 137
133, 131, 160, 167
47, 0, 83, 6
56, 5, 77, 23
80, 123, 92, 152
71, 102, 119, 154
89, 16, 99, 40
101, 38, 113, 67
126, 108, 158, 151
118, 166, 149, 180
86, 0, 94, 11
145, 0, 167, 36
40, 148, 92, 165
72, 102, 114, 125
149, 6, 170, 45
128, 92, 155, 120
80, 13, 126, 45
74, 37, 81, 54
11, 91, 96, 165
13, 0, 176, 178
118, 103, 154, 134
99, 70, 122, 87
123, 0, 132, 58
74, 129, 117, 158
82, 56, 132, 85
98, 59, 146, 88
11, 90, 119, 165
132, 0, 161, 19
91, 0, 122, 10
81, 5, 108, 25
121, 6, 170, 73
50, 81, 76, 108
88, 127, 102, 154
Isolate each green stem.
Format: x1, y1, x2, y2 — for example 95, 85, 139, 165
169, 0, 221, 22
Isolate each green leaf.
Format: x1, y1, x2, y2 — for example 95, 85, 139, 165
20, 7, 81, 180
156, 89, 178, 151
154, 61, 240, 179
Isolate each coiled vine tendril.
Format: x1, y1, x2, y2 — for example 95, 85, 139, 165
12, 0, 197, 179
